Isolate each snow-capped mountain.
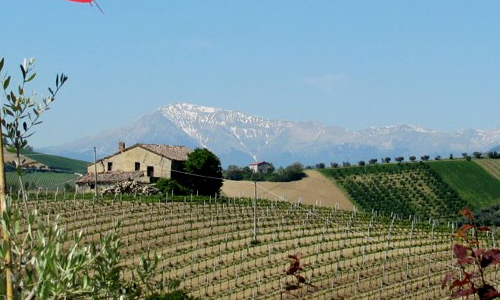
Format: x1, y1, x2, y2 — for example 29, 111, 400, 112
42, 103, 500, 167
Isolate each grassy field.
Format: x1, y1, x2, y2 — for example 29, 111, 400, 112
5, 172, 80, 191
474, 158, 500, 182
427, 160, 500, 210
10, 194, 494, 300
20, 148, 88, 174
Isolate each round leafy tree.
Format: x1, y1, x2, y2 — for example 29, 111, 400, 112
182, 148, 223, 196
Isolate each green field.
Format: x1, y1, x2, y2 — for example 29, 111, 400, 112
427, 160, 500, 210
20, 148, 88, 174
474, 158, 500, 182
5, 171, 80, 191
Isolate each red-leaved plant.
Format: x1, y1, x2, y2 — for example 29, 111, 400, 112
283, 251, 316, 298
442, 208, 500, 299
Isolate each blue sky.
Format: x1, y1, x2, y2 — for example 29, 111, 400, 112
1, 1, 500, 147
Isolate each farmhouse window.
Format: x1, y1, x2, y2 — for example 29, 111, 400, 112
135, 162, 140, 171
107, 162, 113, 171
147, 166, 154, 177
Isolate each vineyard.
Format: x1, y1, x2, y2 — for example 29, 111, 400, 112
320, 162, 468, 220
9, 193, 500, 299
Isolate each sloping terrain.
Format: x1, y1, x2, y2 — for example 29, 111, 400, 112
11, 195, 487, 299
20, 148, 88, 174
427, 160, 500, 210
222, 170, 354, 210
3, 148, 88, 190
474, 158, 500, 182
320, 162, 467, 220
3, 147, 47, 168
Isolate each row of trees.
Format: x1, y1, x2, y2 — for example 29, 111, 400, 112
223, 162, 306, 182
319, 150, 500, 169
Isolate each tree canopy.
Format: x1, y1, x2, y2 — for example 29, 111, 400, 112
182, 148, 223, 196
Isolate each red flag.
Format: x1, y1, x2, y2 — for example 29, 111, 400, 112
64, 0, 103, 13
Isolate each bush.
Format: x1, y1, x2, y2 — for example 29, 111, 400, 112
155, 178, 189, 195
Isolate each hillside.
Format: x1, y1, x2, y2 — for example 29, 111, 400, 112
427, 159, 500, 210
19, 148, 88, 174
3, 147, 46, 169
320, 162, 467, 220
474, 158, 500, 182
10, 194, 487, 299
3, 148, 88, 190
221, 170, 353, 210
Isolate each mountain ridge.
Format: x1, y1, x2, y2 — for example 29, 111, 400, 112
41, 103, 500, 167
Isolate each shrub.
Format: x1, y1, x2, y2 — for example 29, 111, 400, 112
155, 178, 189, 195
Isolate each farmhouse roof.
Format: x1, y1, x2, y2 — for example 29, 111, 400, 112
249, 161, 270, 166
95, 144, 192, 163
138, 144, 192, 161
75, 171, 145, 184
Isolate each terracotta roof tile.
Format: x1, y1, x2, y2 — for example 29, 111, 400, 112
75, 171, 145, 184
139, 144, 192, 161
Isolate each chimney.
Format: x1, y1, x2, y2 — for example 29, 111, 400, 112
119, 142, 125, 152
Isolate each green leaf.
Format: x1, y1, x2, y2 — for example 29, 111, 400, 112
20, 64, 26, 79
0, 57, 4, 72
3, 108, 14, 117
26, 72, 36, 82
3, 76, 10, 89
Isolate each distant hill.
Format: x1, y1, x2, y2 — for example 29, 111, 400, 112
489, 144, 500, 153
41, 103, 500, 167
3, 148, 88, 191
19, 148, 88, 174
320, 159, 500, 220
3, 147, 46, 169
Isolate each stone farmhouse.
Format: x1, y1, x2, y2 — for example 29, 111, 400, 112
76, 142, 192, 190
249, 161, 273, 173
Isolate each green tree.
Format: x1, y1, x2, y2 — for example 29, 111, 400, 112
1, 57, 67, 211
0, 57, 66, 300
182, 148, 223, 196
223, 165, 245, 180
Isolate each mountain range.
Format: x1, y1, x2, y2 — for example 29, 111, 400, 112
42, 103, 500, 167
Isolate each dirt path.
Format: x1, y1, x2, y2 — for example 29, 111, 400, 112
221, 169, 354, 210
